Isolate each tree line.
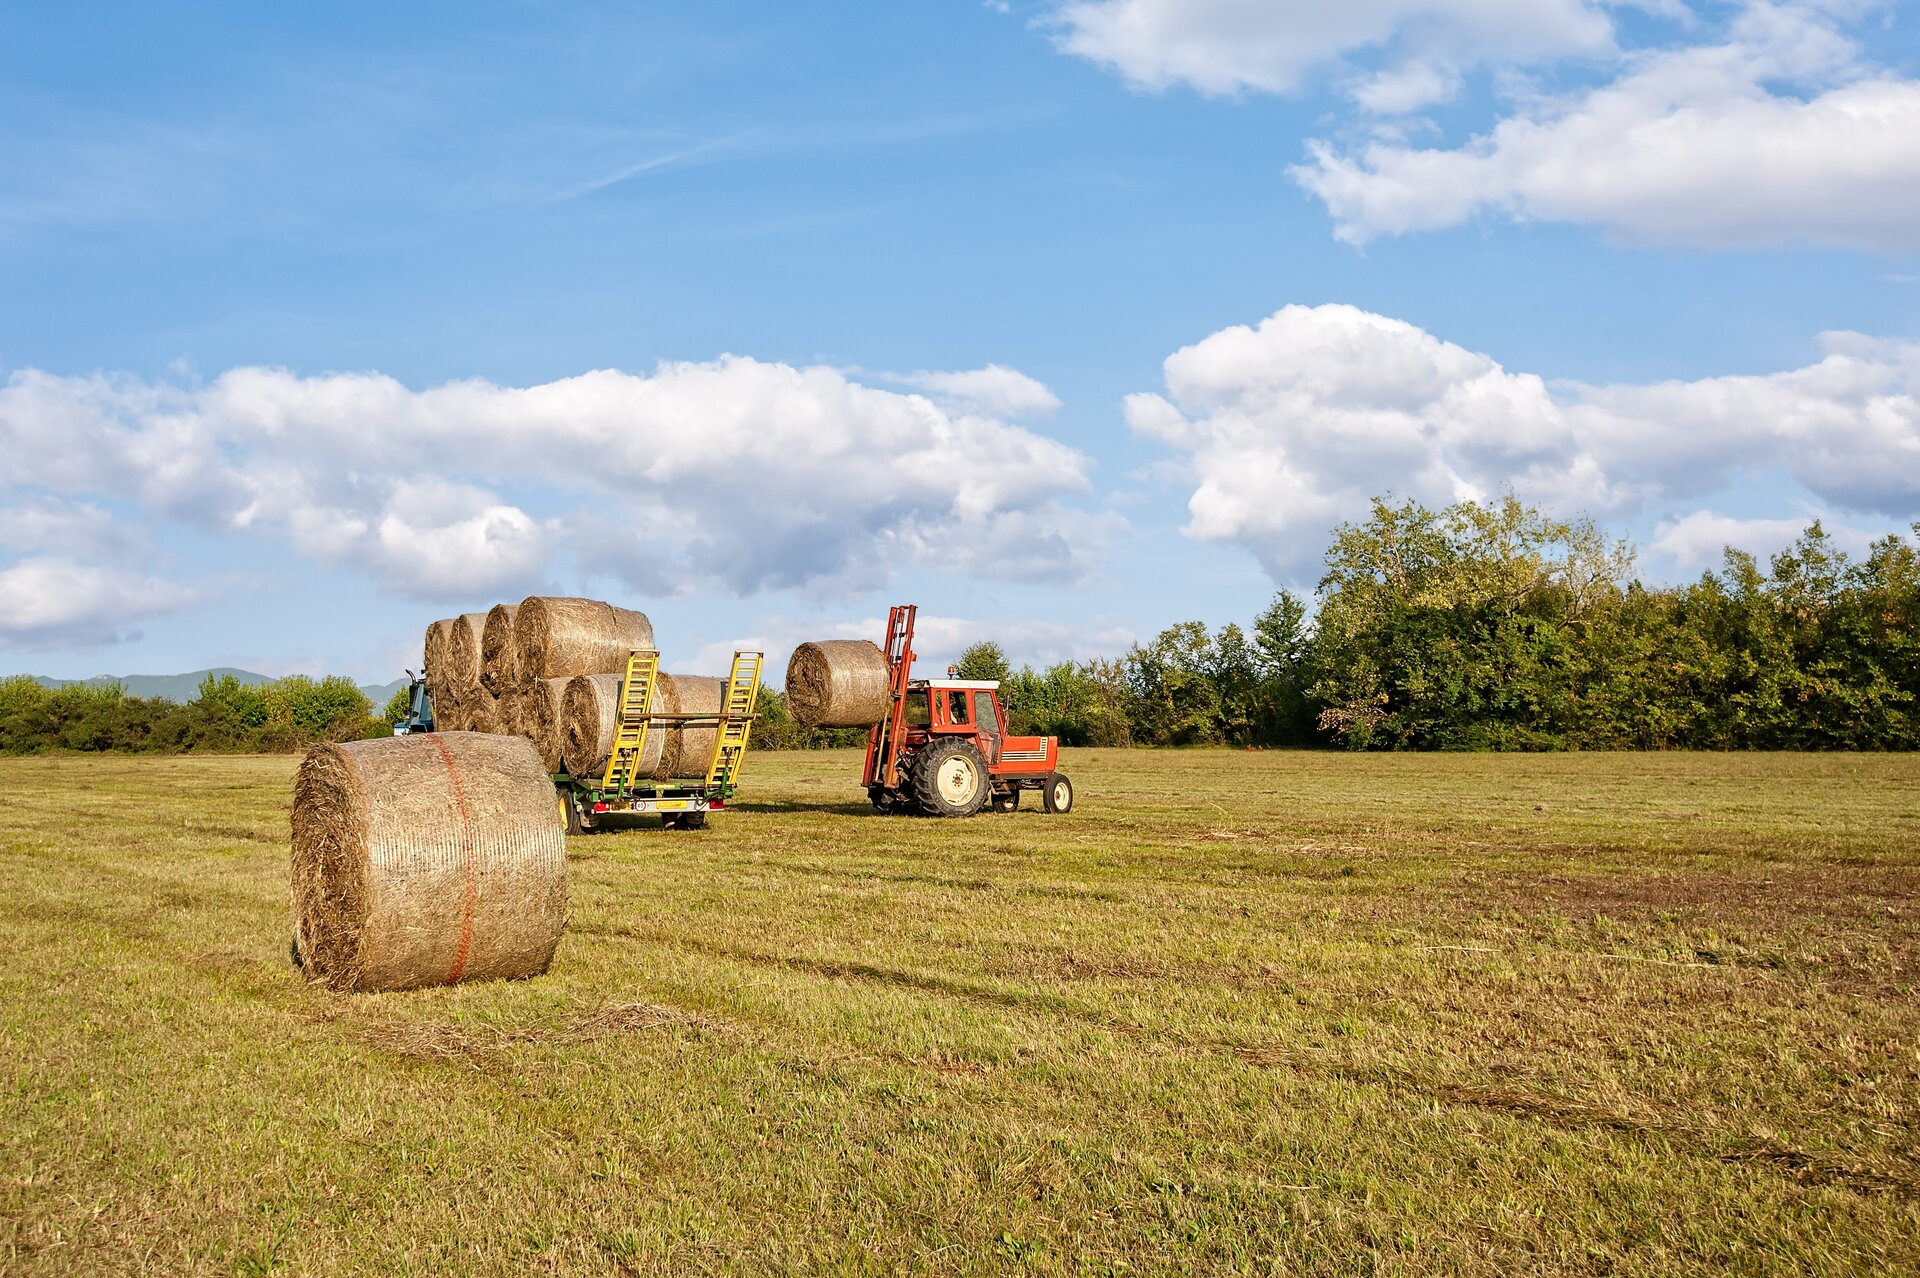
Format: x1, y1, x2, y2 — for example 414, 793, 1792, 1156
960, 496, 1920, 751
0, 673, 397, 755
5, 494, 1916, 755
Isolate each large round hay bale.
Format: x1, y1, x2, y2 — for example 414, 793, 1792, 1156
444, 612, 487, 698
289, 732, 567, 993
480, 603, 521, 694
560, 673, 662, 780
656, 673, 725, 779
785, 640, 891, 727
513, 598, 655, 682
527, 677, 569, 773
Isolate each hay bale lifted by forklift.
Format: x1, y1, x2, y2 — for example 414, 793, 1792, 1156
855, 604, 1073, 819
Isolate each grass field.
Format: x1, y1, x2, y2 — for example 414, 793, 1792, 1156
2, 748, 1917, 1276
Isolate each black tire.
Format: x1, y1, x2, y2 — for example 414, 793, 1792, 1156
664, 810, 708, 830
1041, 772, 1074, 814
909, 738, 990, 818
869, 785, 900, 814
289, 930, 304, 970
991, 789, 1019, 813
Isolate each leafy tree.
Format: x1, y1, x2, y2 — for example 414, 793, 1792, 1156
381, 686, 414, 727
953, 642, 1011, 683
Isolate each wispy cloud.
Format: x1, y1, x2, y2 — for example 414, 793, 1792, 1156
543, 140, 736, 204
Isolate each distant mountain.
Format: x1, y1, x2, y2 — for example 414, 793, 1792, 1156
25, 668, 409, 708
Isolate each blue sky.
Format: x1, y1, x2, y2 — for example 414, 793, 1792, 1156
3, 0, 1917, 681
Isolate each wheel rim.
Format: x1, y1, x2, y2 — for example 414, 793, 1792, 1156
1052, 781, 1069, 809
937, 757, 979, 804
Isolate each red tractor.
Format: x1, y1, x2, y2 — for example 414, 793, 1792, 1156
863, 605, 1074, 818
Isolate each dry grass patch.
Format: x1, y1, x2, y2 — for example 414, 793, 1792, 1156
2, 748, 1917, 1275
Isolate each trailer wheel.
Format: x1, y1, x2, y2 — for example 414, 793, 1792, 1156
1042, 772, 1074, 814
910, 738, 990, 817
992, 789, 1019, 813
559, 790, 587, 836
664, 811, 707, 830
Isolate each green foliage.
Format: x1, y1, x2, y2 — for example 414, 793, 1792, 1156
381, 686, 414, 728
0, 672, 385, 755
1308, 499, 1920, 751
751, 684, 869, 750
953, 641, 1011, 683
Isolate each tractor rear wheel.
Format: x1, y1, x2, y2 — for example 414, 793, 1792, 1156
910, 738, 990, 817
1042, 772, 1074, 814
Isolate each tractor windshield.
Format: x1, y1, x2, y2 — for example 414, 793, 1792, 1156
903, 689, 930, 727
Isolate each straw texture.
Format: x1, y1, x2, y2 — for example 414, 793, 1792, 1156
444, 612, 487, 698
527, 677, 570, 774
656, 673, 725, 779
289, 732, 568, 993
513, 598, 655, 682
560, 673, 659, 780
785, 640, 891, 727
480, 604, 521, 694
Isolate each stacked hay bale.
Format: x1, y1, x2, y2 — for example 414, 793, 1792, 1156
415, 595, 732, 780
422, 612, 488, 731
290, 731, 567, 992
558, 670, 723, 782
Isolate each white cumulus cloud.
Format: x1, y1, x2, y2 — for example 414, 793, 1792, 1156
0, 556, 198, 649
1295, 3, 1920, 250
0, 356, 1110, 605
1050, 0, 1613, 102
1648, 510, 1886, 572
887, 364, 1063, 418
1129, 303, 1920, 580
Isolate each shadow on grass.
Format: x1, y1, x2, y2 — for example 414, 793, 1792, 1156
732, 800, 883, 817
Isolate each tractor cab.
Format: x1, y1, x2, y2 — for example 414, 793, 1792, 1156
864, 609, 1073, 817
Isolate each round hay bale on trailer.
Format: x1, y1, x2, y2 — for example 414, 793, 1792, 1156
289, 732, 567, 993
480, 603, 521, 694
432, 691, 468, 733
785, 640, 891, 727
655, 673, 724, 779
443, 612, 488, 698
423, 617, 455, 689
513, 598, 655, 682
560, 673, 662, 780
494, 690, 526, 740
527, 676, 570, 774
458, 688, 496, 734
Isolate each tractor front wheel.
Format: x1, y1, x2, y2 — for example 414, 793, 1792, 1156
910, 738, 990, 817
1042, 772, 1074, 814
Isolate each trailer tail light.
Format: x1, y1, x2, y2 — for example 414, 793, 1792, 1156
592, 802, 609, 813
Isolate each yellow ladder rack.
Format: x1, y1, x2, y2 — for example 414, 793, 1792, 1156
704, 650, 763, 792
600, 649, 660, 794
